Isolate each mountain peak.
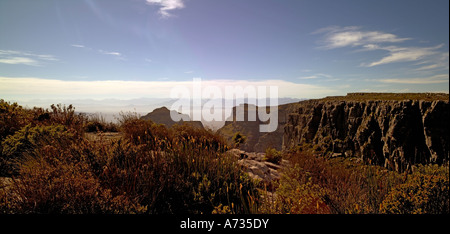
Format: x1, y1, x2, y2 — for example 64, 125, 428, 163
140, 106, 203, 129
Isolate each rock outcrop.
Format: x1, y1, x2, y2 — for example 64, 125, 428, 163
226, 149, 289, 183
283, 93, 449, 172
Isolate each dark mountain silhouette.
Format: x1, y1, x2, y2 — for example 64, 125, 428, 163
140, 106, 204, 128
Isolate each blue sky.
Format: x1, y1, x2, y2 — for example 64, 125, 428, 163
1, 0, 449, 100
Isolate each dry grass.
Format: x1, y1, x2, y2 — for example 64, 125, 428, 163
259, 150, 448, 214
0, 102, 259, 214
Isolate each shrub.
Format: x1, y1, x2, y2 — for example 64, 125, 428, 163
262, 150, 404, 214
120, 116, 171, 150
1, 107, 258, 214
119, 112, 229, 153
102, 122, 255, 214
85, 121, 104, 132
170, 123, 229, 153
1, 124, 77, 176
13, 153, 108, 213
0, 100, 32, 141
50, 104, 75, 125
232, 132, 246, 148
85, 114, 118, 132
265, 147, 283, 164
380, 165, 449, 214
1, 101, 86, 141
265, 164, 330, 214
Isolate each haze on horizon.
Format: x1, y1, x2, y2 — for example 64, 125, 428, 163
1, 0, 449, 113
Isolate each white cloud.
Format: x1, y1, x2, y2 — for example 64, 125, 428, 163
315, 26, 448, 69
0, 57, 39, 66
298, 75, 318, 80
415, 52, 449, 71
70, 45, 125, 60
363, 45, 443, 67
0, 50, 58, 66
316, 26, 410, 49
146, 0, 185, 18
416, 64, 440, 70
99, 50, 122, 56
298, 73, 333, 80
379, 74, 449, 84
36, 54, 59, 61
105, 52, 121, 56
71, 44, 85, 48
0, 77, 336, 100
98, 50, 125, 60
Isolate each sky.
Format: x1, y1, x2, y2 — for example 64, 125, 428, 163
0, 0, 449, 102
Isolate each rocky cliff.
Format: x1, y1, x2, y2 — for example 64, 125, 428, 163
283, 93, 449, 172
218, 103, 296, 152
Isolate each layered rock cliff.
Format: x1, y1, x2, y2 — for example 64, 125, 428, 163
218, 103, 295, 152
283, 93, 449, 172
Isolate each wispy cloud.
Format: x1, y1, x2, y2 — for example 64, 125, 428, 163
146, 0, 185, 18
362, 44, 444, 67
314, 26, 410, 49
0, 50, 58, 66
298, 75, 319, 80
99, 50, 122, 57
70, 44, 85, 48
298, 73, 334, 80
415, 52, 449, 71
0, 57, 39, 66
70, 44, 125, 60
314, 26, 448, 70
379, 74, 449, 84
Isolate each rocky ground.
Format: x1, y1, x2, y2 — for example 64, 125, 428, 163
226, 149, 289, 185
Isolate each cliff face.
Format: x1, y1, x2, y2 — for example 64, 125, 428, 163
218, 104, 294, 152
284, 95, 449, 172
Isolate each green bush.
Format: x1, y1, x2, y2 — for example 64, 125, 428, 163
1, 124, 76, 176
85, 121, 104, 132
262, 150, 404, 214
232, 132, 246, 148
265, 147, 283, 164
85, 114, 118, 133
0, 100, 32, 141
380, 165, 449, 214
49, 104, 86, 136
266, 164, 330, 214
